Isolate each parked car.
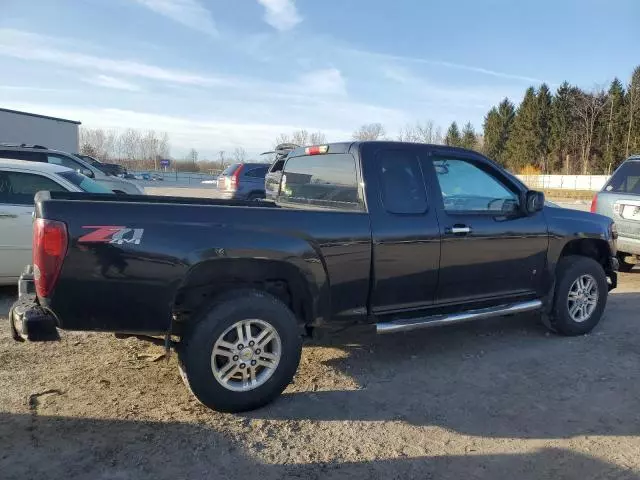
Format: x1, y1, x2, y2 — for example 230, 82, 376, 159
262, 143, 298, 201
75, 154, 127, 177
592, 155, 640, 271
0, 144, 145, 195
0, 159, 113, 285
11, 141, 618, 413
216, 162, 269, 200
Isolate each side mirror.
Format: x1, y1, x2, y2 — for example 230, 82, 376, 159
78, 168, 94, 178
525, 190, 545, 214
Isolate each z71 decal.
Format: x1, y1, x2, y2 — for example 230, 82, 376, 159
79, 226, 145, 245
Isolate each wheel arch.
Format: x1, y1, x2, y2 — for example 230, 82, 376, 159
544, 237, 615, 311
556, 238, 612, 272
172, 258, 328, 333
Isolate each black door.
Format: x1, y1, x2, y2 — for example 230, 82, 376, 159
423, 152, 548, 306
363, 143, 441, 314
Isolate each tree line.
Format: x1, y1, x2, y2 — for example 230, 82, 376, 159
79, 128, 170, 171
80, 65, 640, 176
416, 65, 640, 175
480, 65, 640, 175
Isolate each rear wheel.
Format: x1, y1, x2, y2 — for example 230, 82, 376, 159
547, 255, 608, 336
617, 252, 635, 272
247, 192, 264, 202
178, 290, 302, 413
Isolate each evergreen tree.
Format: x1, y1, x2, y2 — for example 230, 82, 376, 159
460, 122, 477, 150
626, 65, 640, 157
445, 122, 461, 147
601, 78, 627, 172
550, 82, 579, 173
536, 84, 553, 172
483, 98, 515, 166
505, 87, 539, 172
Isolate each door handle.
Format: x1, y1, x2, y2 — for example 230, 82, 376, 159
0, 212, 18, 219
448, 225, 471, 234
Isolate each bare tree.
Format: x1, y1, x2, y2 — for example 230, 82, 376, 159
232, 147, 247, 163
353, 123, 386, 141
398, 121, 438, 143
309, 131, 326, 145
79, 127, 171, 170
571, 88, 607, 174
275, 130, 326, 148
217, 150, 226, 170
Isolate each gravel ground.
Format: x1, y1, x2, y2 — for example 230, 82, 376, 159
1, 269, 640, 480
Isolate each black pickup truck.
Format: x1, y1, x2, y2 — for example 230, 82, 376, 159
11, 141, 619, 413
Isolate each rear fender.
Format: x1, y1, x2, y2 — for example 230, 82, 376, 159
174, 245, 329, 328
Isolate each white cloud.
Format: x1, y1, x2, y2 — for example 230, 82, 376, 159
0, 29, 223, 86
295, 68, 346, 96
346, 48, 549, 84
380, 65, 524, 114
257, 0, 302, 31
0, 103, 353, 156
84, 75, 142, 92
131, 0, 217, 36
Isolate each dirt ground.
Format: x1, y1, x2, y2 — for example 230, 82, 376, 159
1, 272, 640, 480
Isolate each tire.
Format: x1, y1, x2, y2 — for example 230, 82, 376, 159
548, 255, 608, 336
178, 290, 302, 413
247, 192, 264, 202
617, 252, 634, 272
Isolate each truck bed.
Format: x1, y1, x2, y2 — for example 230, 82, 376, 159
34, 190, 372, 334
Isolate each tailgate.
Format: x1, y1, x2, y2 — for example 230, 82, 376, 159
613, 199, 640, 239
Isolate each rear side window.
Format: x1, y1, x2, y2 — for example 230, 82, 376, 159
47, 154, 82, 171
280, 154, 363, 211
245, 166, 268, 178
377, 149, 427, 214
605, 161, 640, 194
0, 171, 67, 205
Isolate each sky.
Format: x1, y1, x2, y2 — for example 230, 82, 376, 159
1, 0, 638, 159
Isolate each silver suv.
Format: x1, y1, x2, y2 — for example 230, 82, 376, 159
0, 144, 144, 195
592, 155, 640, 271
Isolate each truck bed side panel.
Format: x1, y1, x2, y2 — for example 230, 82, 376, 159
37, 198, 371, 333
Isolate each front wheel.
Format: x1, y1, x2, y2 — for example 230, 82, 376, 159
548, 255, 608, 336
178, 290, 302, 413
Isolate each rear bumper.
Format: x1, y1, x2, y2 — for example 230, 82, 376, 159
214, 189, 241, 200
616, 235, 640, 256
9, 268, 59, 342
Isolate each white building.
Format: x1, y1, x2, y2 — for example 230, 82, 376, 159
0, 108, 81, 153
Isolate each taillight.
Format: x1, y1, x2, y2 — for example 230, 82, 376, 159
305, 145, 329, 155
590, 195, 598, 213
229, 164, 244, 189
33, 218, 68, 298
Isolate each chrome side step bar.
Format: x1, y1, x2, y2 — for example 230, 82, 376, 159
376, 300, 543, 334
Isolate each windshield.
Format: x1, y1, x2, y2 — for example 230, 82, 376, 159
59, 171, 113, 193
